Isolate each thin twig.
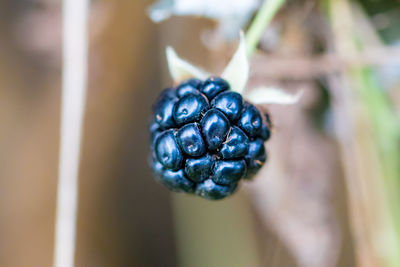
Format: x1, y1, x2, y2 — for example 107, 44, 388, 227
252, 46, 400, 80
53, 1, 89, 267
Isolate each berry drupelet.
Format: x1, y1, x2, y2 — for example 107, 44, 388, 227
150, 77, 271, 200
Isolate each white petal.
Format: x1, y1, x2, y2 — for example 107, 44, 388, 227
166, 46, 209, 83
245, 87, 303, 105
147, 0, 173, 22
221, 31, 249, 94
147, 0, 260, 37
150, 0, 260, 19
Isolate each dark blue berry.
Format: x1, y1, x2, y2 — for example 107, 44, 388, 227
156, 168, 194, 193
200, 109, 231, 151
173, 93, 209, 125
200, 76, 230, 100
149, 77, 272, 200
150, 121, 161, 145
219, 126, 249, 159
153, 88, 178, 129
151, 157, 164, 177
260, 113, 272, 141
155, 129, 183, 171
238, 103, 263, 137
151, 130, 162, 149
260, 123, 271, 141
150, 121, 159, 134
176, 78, 202, 98
211, 91, 243, 122
195, 179, 237, 200
246, 138, 266, 162
244, 138, 267, 179
184, 154, 213, 182
212, 160, 247, 185
176, 123, 206, 157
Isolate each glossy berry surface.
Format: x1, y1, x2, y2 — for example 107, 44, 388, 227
176, 123, 206, 157
174, 93, 209, 125
150, 77, 272, 200
211, 91, 243, 122
200, 109, 230, 151
184, 154, 213, 182
176, 78, 202, 98
201, 76, 230, 100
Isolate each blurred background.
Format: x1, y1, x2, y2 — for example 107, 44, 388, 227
0, 0, 399, 266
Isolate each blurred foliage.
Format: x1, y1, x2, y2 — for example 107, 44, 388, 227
359, 0, 400, 43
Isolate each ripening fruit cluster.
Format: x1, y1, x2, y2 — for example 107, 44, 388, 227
150, 77, 271, 200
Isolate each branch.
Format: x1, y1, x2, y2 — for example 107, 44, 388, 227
251, 46, 400, 80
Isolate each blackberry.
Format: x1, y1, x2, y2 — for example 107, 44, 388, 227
150, 77, 271, 200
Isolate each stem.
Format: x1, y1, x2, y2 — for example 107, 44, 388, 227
245, 0, 285, 56
53, 1, 89, 267
326, 0, 400, 266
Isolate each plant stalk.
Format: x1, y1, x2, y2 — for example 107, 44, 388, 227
245, 0, 285, 56
326, 0, 400, 266
53, 0, 89, 267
